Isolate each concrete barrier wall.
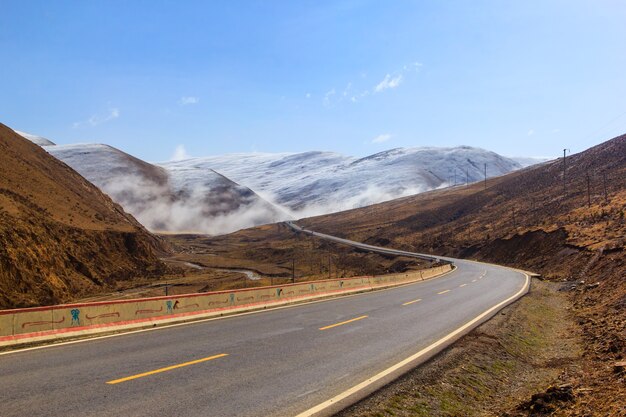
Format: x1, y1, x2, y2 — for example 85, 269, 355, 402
0, 264, 452, 347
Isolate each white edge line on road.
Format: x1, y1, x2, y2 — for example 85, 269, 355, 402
0, 266, 457, 357
295, 271, 530, 417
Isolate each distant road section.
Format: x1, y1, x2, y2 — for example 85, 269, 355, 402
285, 221, 442, 263
0, 224, 529, 417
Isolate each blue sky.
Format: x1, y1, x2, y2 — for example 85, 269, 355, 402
1, 1, 625, 162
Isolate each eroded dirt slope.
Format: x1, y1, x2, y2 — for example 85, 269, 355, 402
0, 123, 168, 308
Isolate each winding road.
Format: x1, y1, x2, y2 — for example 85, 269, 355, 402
0, 223, 529, 417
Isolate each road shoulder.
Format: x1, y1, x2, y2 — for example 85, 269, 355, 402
336, 279, 582, 417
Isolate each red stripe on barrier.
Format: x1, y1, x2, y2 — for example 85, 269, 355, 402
0, 266, 449, 344
0, 275, 379, 315
0, 284, 383, 342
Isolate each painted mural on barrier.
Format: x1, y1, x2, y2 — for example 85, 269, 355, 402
0, 265, 451, 345
70, 309, 80, 326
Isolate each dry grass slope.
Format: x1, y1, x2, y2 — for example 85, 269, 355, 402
0, 123, 168, 308
301, 134, 625, 416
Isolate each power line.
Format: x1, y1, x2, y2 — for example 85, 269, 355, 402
579, 109, 626, 144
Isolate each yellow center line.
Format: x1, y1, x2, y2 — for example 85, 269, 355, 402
437, 290, 451, 295
402, 298, 422, 306
319, 315, 368, 330
106, 353, 228, 384
459, 284, 467, 288
472, 279, 477, 282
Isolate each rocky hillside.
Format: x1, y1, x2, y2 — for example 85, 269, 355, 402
0, 123, 168, 308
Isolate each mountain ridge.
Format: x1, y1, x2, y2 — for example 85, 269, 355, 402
164, 145, 522, 216
43, 142, 287, 235
17, 129, 530, 233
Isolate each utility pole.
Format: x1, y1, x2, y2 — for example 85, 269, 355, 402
484, 163, 487, 190
328, 254, 331, 279
291, 259, 295, 283
309, 237, 313, 274
454, 168, 457, 186
586, 173, 591, 208
466, 168, 469, 186
512, 208, 517, 230
603, 172, 609, 203
563, 148, 570, 195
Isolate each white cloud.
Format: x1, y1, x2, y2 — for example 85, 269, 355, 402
323, 89, 336, 107
374, 74, 403, 93
322, 61, 420, 106
342, 82, 352, 97
179, 96, 199, 105
170, 144, 191, 161
305, 93, 311, 99
372, 133, 392, 143
403, 62, 423, 72
350, 90, 370, 103
527, 129, 535, 136
72, 108, 120, 128
99, 173, 289, 236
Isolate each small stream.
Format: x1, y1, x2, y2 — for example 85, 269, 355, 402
180, 261, 261, 281
183, 262, 204, 270
215, 268, 261, 281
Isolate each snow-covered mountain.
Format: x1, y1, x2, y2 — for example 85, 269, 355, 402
162, 147, 522, 216
510, 156, 552, 168
13, 130, 56, 146
16, 129, 525, 233
43, 143, 287, 235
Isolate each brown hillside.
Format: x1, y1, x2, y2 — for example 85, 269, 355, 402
0, 123, 168, 308
161, 135, 624, 415
299, 134, 625, 416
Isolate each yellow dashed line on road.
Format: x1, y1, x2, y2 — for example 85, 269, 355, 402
459, 284, 467, 288
106, 353, 228, 384
402, 299, 422, 306
472, 279, 477, 282
319, 315, 368, 331
437, 290, 451, 295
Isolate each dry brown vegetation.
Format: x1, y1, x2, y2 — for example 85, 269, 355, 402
161, 222, 428, 292
337, 281, 582, 417
164, 134, 625, 415
0, 123, 169, 308
299, 134, 625, 416
1, 118, 622, 414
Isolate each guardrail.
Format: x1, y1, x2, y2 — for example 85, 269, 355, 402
0, 265, 452, 347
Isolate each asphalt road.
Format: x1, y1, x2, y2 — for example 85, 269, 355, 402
1, 226, 529, 417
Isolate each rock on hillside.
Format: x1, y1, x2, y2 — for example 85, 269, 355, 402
0, 123, 168, 308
